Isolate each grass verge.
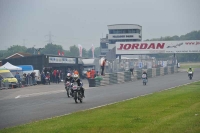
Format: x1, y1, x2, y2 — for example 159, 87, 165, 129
179, 62, 200, 69
1, 82, 200, 133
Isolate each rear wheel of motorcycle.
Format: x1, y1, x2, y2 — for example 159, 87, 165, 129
74, 92, 78, 103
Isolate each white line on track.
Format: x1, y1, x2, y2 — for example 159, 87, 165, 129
15, 87, 95, 99
15, 90, 65, 99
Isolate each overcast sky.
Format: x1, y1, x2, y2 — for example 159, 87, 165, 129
0, 0, 200, 50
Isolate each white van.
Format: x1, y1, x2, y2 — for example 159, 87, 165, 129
34, 70, 41, 84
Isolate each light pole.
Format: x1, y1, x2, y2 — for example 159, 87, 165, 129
33, 45, 36, 55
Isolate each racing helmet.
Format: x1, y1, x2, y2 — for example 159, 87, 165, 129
73, 74, 79, 81
67, 73, 71, 78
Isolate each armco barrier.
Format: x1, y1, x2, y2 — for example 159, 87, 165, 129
136, 69, 142, 79
152, 68, 156, 77
167, 66, 171, 74
109, 73, 118, 84
147, 69, 152, 78
124, 71, 131, 82
171, 66, 174, 74
164, 67, 168, 75
100, 74, 110, 86
92, 66, 178, 87
174, 66, 178, 73
160, 67, 164, 76
117, 72, 125, 83
156, 68, 160, 76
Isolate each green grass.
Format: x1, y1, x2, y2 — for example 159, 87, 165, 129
1, 82, 200, 133
179, 62, 200, 69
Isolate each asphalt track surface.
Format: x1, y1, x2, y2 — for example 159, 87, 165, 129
0, 69, 200, 129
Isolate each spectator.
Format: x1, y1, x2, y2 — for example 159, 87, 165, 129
90, 68, 96, 79
56, 70, 60, 84
41, 72, 46, 85
30, 72, 36, 85
101, 59, 107, 76
130, 67, 134, 75
86, 69, 91, 83
22, 73, 26, 86
53, 69, 57, 83
15, 72, 21, 83
46, 72, 50, 85
0, 74, 3, 88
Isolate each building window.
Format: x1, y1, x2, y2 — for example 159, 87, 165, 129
101, 43, 108, 48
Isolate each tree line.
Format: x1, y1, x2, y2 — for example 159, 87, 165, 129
0, 30, 200, 62
0, 44, 100, 60
145, 30, 200, 62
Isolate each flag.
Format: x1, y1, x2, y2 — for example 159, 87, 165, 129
92, 44, 94, 58
78, 44, 82, 57
61, 51, 64, 56
58, 50, 61, 55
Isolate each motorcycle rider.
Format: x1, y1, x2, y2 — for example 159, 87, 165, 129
65, 73, 73, 96
65, 73, 73, 83
71, 74, 85, 97
142, 71, 148, 79
187, 66, 194, 76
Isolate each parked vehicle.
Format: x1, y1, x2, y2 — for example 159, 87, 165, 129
0, 69, 18, 88
34, 70, 41, 84
72, 83, 83, 103
17, 65, 34, 74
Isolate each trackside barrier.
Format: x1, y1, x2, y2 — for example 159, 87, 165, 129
168, 66, 171, 74
147, 69, 152, 78
91, 66, 178, 87
156, 68, 160, 76
160, 67, 164, 76
164, 67, 168, 75
152, 68, 156, 77
117, 72, 125, 83
174, 66, 178, 73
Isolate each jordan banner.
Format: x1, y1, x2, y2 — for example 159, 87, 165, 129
116, 40, 200, 54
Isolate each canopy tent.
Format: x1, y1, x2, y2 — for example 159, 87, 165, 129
0, 62, 22, 71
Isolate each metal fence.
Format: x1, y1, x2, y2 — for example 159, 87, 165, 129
105, 58, 176, 73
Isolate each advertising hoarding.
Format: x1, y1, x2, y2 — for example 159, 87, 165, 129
49, 57, 75, 64
116, 40, 200, 54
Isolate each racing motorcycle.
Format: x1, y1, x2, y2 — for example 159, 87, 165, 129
65, 81, 73, 97
72, 83, 83, 103
142, 78, 147, 85
142, 74, 147, 85
188, 71, 193, 80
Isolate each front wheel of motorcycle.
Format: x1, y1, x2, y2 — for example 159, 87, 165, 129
67, 89, 70, 97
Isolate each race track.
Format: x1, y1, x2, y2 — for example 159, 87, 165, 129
0, 69, 199, 129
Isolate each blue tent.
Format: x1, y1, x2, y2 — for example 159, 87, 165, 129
17, 65, 34, 71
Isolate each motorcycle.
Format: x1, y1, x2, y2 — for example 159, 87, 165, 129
188, 71, 193, 80
72, 83, 83, 103
65, 81, 73, 97
142, 78, 147, 85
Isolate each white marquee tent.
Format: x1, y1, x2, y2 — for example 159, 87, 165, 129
0, 62, 22, 71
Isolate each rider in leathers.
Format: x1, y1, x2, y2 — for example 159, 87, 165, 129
65, 73, 73, 96
65, 73, 73, 84
71, 74, 85, 97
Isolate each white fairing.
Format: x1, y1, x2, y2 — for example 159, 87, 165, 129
188, 71, 193, 74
